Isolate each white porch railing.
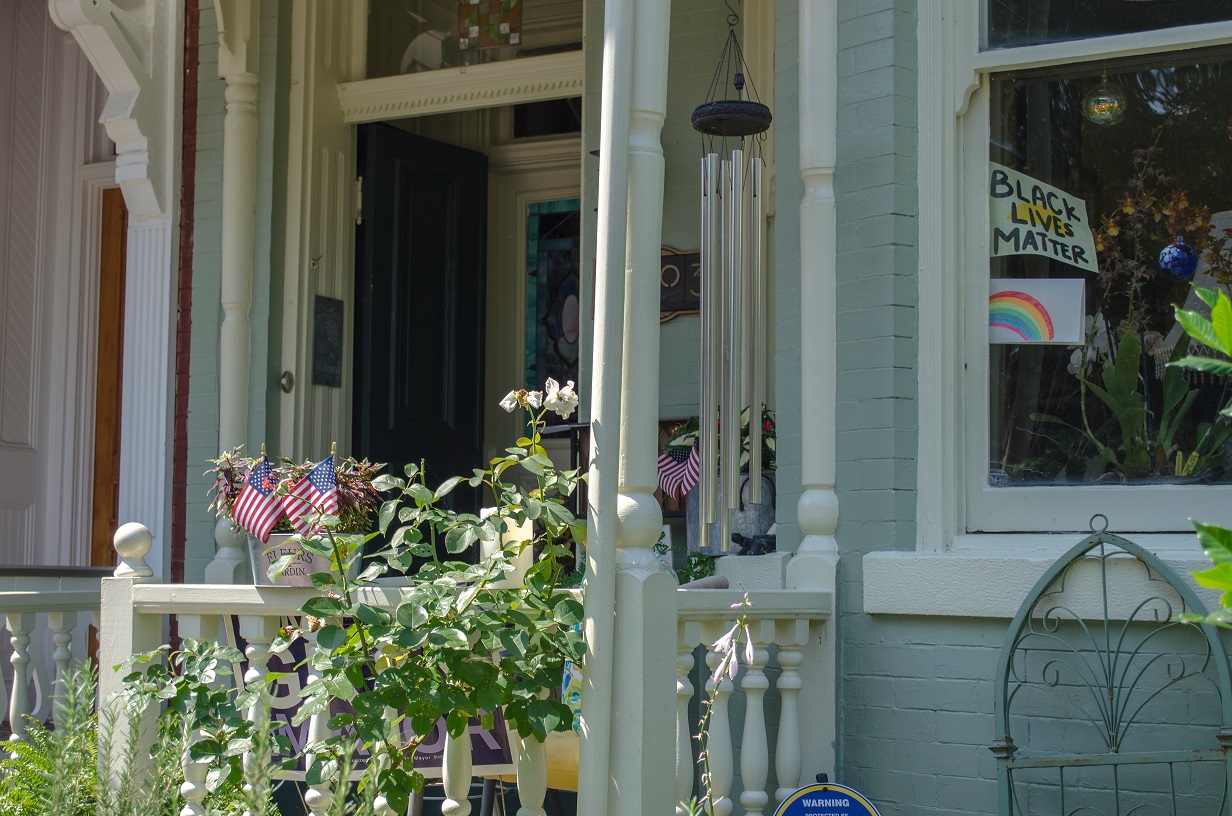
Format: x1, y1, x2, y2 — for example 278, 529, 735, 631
0, 568, 104, 747
88, 525, 832, 814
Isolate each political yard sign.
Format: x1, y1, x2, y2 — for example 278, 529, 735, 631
774, 783, 882, 816
989, 162, 1098, 274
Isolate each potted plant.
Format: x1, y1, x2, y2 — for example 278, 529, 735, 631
205, 449, 384, 586
662, 405, 776, 555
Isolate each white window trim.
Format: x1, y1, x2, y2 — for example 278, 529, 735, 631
868, 5, 1232, 617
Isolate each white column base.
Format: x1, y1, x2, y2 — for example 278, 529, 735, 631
205, 518, 250, 584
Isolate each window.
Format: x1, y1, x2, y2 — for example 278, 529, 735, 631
919, 3, 1232, 540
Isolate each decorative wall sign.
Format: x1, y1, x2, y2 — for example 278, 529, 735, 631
458, 0, 522, 51
989, 162, 1099, 274
989, 279, 1086, 345
312, 295, 344, 387
774, 782, 882, 816
660, 245, 701, 321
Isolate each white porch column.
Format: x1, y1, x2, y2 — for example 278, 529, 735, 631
789, 0, 839, 592
50, 0, 183, 581
578, 0, 633, 808
607, 0, 676, 811
207, 0, 261, 584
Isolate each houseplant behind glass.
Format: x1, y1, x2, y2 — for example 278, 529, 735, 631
205, 449, 384, 585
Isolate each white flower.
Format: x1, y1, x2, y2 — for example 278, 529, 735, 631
544, 379, 579, 419
499, 391, 520, 413
526, 390, 543, 409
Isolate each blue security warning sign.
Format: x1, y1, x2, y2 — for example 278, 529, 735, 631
773, 783, 881, 816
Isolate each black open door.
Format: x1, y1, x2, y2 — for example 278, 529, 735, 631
354, 124, 487, 508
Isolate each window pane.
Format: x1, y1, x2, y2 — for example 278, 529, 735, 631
988, 47, 1232, 487
985, 0, 1232, 50
366, 0, 582, 80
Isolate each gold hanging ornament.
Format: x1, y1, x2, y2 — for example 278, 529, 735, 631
1084, 73, 1127, 127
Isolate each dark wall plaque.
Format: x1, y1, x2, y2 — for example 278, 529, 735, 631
312, 295, 344, 388
660, 247, 700, 320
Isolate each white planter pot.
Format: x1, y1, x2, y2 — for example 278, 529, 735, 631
247, 532, 360, 586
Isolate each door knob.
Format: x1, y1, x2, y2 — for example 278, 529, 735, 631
280, 371, 295, 393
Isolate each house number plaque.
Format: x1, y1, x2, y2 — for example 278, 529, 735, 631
660, 245, 700, 322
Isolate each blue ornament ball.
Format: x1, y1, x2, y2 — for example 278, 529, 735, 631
1158, 237, 1198, 281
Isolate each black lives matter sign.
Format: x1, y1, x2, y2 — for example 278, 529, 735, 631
989, 162, 1098, 274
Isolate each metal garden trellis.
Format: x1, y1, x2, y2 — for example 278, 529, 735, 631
990, 515, 1232, 815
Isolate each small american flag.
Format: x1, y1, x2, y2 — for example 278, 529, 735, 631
657, 444, 701, 499
282, 455, 340, 537
232, 456, 283, 543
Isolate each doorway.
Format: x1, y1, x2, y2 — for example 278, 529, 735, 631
353, 124, 488, 496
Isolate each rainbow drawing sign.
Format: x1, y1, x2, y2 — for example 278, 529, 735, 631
773, 782, 882, 816
989, 279, 1085, 345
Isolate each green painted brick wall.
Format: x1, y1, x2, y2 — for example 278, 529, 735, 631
185, 0, 285, 581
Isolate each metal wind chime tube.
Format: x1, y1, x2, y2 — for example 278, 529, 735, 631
699, 154, 721, 533
724, 149, 743, 513
746, 157, 763, 504
692, 4, 771, 553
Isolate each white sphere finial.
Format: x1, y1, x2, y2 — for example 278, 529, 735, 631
113, 522, 154, 579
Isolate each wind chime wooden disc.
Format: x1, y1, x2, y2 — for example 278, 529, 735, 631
691, 100, 773, 137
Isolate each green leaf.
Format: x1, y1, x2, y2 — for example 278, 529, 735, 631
266, 551, 298, 583
1175, 307, 1227, 356
1212, 294, 1232, 356
305, 757, 340, 786
301, 596, 344, 618
435, 476, 464, 499
408, 483, 435, 505
525, 699, 565, 737
396, 601, 429, 630
1195, 286, 1221, 309
446, 709, 470, 739
310, 570, 337, 590
427, 627, 469, 649
1193, 563, 1232, 592
353, 604, 386, 626
1194, 520, 1232, 567
316, 624, 346, 652
379, 498, 398, 534
1170, 356, 1232, 376
520, 457, 546, 477
445, 525, 479, 554
372, 474, 405, 493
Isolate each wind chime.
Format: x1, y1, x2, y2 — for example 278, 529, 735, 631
693, 3, 771, 553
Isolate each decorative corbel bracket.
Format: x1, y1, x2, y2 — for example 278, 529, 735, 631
213, 0, 260, 79
48, 0, 177, 219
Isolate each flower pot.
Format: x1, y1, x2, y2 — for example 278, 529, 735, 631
247, 532, 358, 587
685, 473, 775, 556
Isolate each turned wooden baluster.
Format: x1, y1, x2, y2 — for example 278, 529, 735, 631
6, 612, 34, 756
702, 622, 735, 816
301, 631, 336, 816
774, 619, 809, 802
239, 616, 277, 816
739, 621, 773, 816
177, 614, 219, 816
441, 727, 473, 816
516, 732, 548, 816
48, 610, 77, 725
676, 620, 700, 815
